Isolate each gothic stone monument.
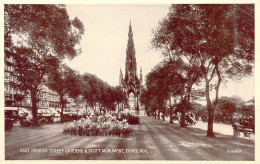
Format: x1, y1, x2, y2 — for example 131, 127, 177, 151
119, 21, 142, 113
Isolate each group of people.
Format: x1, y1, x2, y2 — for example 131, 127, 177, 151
174, 111, 197, 125
185, 112, 197, 125
232, 115, 254, 130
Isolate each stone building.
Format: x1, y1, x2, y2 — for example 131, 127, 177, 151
4, 50, 85, 119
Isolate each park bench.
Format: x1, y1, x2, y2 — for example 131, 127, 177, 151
232, 124, 254, 138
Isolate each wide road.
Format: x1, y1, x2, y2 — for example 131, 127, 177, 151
5, 116, 254, 160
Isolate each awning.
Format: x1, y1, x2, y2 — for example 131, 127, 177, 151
5, 107, 18, 111
39, 109, 54, 116
19, 107, 30, 113
38, 109, 48, 114
38, 109, 43, 114
49, 108, 58, 114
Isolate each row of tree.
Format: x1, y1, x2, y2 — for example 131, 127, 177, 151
4, 4, 125, 126
214, 96, 255, 121
141, 4, 254, 137
192, 96, 255, 121
47, 64, 125, 122
141, 59, 203, 125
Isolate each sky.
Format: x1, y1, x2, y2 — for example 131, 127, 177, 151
64, 4, 255, 103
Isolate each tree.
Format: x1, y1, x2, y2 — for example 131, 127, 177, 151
82, 73, 101, 113
145, 63, 168, 120
191, 102, 207, 120
144, 60, 186, 122
5, 4, 84, 126
144, 57, 203, 126
81, 73, 124, 114
99, 84, 120, 113
152, 4, 254, 136
112, 86, 126, 112
140, 88, 151, 116
214, 97, 237, 122
10, 48, 59, 126
242, 97, 255, 117
47, 64, 72, 122
66, 69, 83, 120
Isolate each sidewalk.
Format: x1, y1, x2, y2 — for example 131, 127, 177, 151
154, 116, 255, 140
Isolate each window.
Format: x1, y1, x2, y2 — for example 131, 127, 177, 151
5, 84, 9, 92
4, 72, 9, 80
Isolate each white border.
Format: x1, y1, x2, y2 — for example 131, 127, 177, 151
0, 1, 259, 164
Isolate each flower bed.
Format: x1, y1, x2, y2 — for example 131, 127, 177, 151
63, 114, 133, 136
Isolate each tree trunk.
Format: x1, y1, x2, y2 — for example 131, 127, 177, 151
60, 94, 64, 122
162, 111, 165, 121
136, 98, 139, 114
60, 104, 64, 122
205, 79, 215, 137
31, 89, 39, 127
169, 112, 173, 123
158, 111, 160, 120
207, 107, 215, 137
146, 107, 150, 116
169, 105, 175, 123
75, 99, 78, 120
180, 110, 186, 127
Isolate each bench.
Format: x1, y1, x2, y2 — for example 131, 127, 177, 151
232, 124, 254, 138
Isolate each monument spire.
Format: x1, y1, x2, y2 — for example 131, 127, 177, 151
125, 20, 137, 81
119, 68, 123, 86
140, 66, 143, 85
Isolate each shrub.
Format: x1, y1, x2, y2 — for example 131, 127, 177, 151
5, 118, 14, 130
19, 116, 54, 127
120, 113, 140, 125
19, 117, 32, 127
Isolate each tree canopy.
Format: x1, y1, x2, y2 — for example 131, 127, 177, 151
47, 63, 74, 122
5, 4, 84, 59
4, 4, 85, 126
151, 4, 254, 136
81, 73, 125, 114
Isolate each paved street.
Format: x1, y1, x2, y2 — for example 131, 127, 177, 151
5, 116, 254, 160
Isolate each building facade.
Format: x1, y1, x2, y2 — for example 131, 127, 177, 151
4, 54, 28, 108
4, 51, 85, 118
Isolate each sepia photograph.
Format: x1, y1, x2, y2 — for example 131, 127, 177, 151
3, 2, 256, 161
